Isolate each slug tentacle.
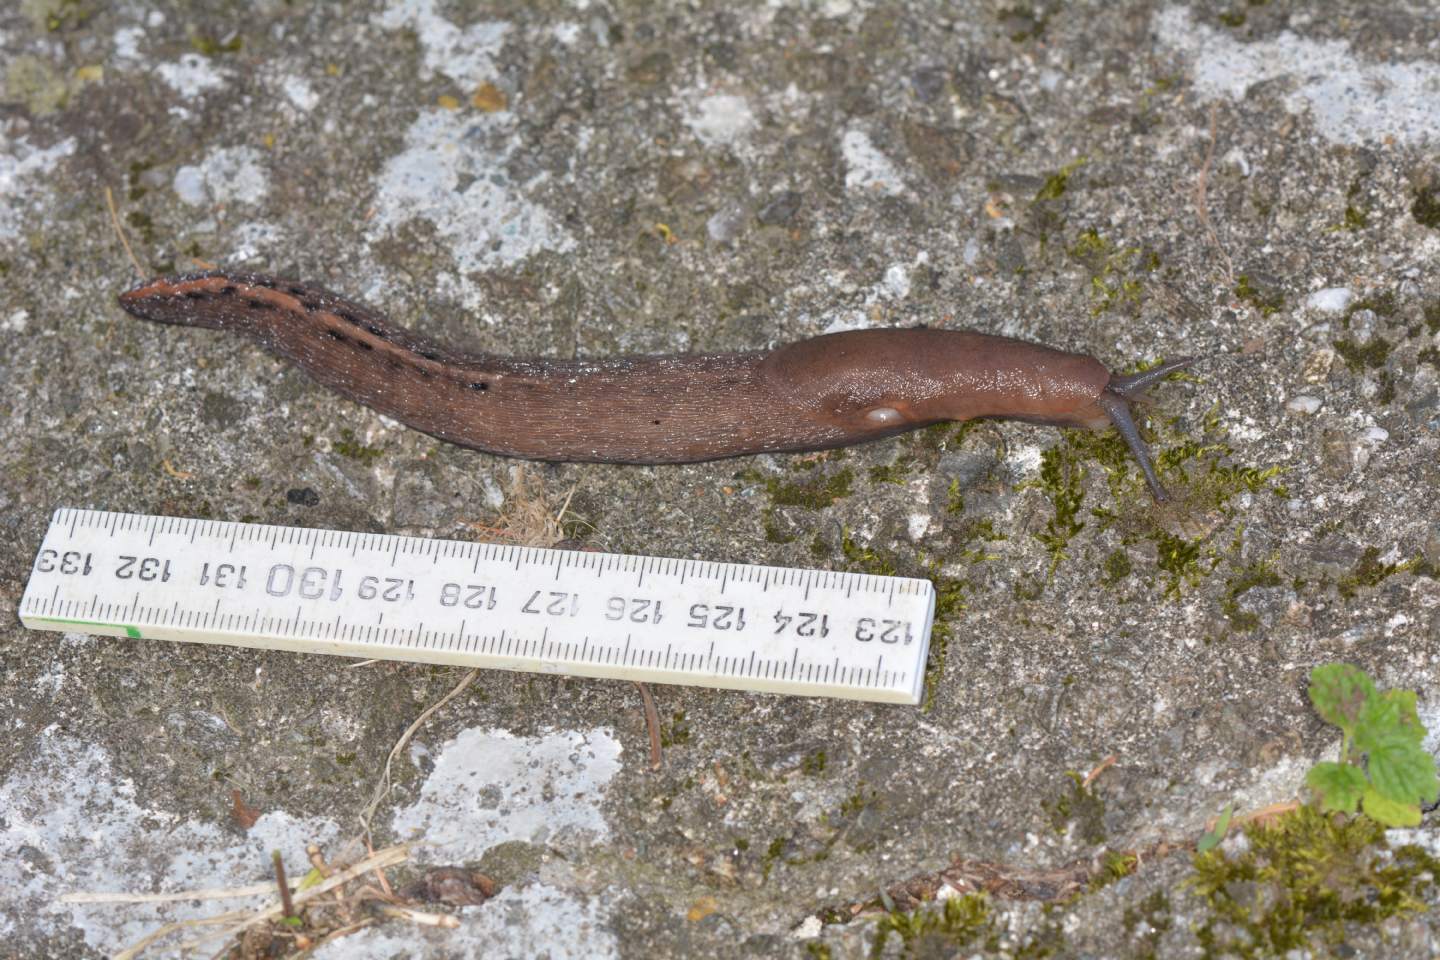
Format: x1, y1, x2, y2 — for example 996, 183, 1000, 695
118, 271, 1196, 503
1107, 357, 1196, 399
1095, 390, 1168, 502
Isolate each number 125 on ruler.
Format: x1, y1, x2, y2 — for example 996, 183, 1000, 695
21, 509, 936, 704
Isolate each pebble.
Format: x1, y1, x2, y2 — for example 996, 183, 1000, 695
1286, 395, 1322, 414
1303, 287, 1352, 313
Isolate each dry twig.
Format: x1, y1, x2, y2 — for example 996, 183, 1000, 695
1192, 102, 1236, 288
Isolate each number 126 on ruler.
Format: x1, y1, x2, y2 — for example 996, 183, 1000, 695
20, 509, 936, 704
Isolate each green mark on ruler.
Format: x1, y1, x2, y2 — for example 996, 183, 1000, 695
39, 617, 142, 639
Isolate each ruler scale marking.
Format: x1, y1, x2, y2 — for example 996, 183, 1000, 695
20, 508, 934, 704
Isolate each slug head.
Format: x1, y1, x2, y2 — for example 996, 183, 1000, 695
1095, 358, 1196, 502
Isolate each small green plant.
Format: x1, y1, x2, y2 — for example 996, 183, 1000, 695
1304, 663, 1438, 827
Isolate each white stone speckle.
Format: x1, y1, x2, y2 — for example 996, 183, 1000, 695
907, 513, 931, 540
367, 110, 574, 311
374, 0, 510, 88
172, 146, 269, 207
841, 128, 905, 196
1285, 395, 1322, 415
962, 236, 981, 266
311, 883, 617, 960
1361, 425, 1389, 445
3, 309, 30, 332
155, 53, 227, 96
0, 728, 337, 951
684, 94, 757, 148
112, 26, 144, 61
791, 916, 824, 940
0, 135, 77, 241
1156, 6, 1440, 145
552, 22, 582, 46
282, 75, 319, 111
391, 726, 622, 863
1304, 287, 1353, 313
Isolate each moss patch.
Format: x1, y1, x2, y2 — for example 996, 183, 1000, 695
868, 893, 994, 957
1190, 806, 1439, 957
331, 429, 384, 464
1235, 274, 1284, 316
1046, 770, 1107, 844
765, 467, 855, 509
1331, 336, 1391, 372
1412, 186, 1440, 229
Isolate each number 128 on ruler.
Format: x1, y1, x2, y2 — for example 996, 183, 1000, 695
21, 509, 936, 704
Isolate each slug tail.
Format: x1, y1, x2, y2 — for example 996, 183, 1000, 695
1096, 390, 1169, 502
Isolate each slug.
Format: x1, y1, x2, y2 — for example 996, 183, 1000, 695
118, 271, 1194, 501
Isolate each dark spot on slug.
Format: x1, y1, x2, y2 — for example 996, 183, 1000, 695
287, 286, 308, 297
652, 419, 661, 425
356, 340, 373, 351
244, 298, 276, 311
365, 324, 388, 340
336, 310, 363, 327
419, 350, 440, 361
301, 300, 322, 313
220, 285, 237, 295
469, 381, 489, 391
183, 290, 206, 300
324, 329, 347, 342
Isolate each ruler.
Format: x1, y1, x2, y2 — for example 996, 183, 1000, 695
19, 509, 935, 704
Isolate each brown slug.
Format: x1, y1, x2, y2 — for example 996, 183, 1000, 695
118, 271, 1194, 500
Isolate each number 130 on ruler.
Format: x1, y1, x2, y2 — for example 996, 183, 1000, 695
20, 509, 936, 704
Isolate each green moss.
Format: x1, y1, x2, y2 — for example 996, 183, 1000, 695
840, 530, 898, 577
1046, 771, 1107, 844
1220, 559, 1281, 631
1235, 274, 1284, 316
1034, 156, 1086, 200
767, 467, 855, 509
1332, 336, 1391, 372
1066, 229, 1144, 315
660, 710, 690, 747
1425, 300, 1440, 336
869, 893, 994, 958
762, 507, 794, 544
801, 751, 827, 776
1419, 346, 1440, 367
1102, 549, 1132, 584
1412, 187, 1440, 229
191, 32, 243, 56
1217, 9, 1246, 27
1153, 530, 1211, 600
1089, 850, 1139, 891
868, 456, 913, 485
1341, 204, 1367, 230
1034, 447, 1086, 570
332, 428, 383, 463
1190, 806, 1439, 957
1336, 547, 1418, 599
125, 210, 156, 245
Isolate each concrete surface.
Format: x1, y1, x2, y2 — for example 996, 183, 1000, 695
2, 1, 1439, 957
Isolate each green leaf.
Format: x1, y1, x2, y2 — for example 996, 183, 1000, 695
1360, 785, 1422, 828
1380, 689, 1426, 745
1307, 663, 1375, 736
1305, 761, 1366, 813
1197, 802, 1234, 853
1365, 741, 1440, 806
